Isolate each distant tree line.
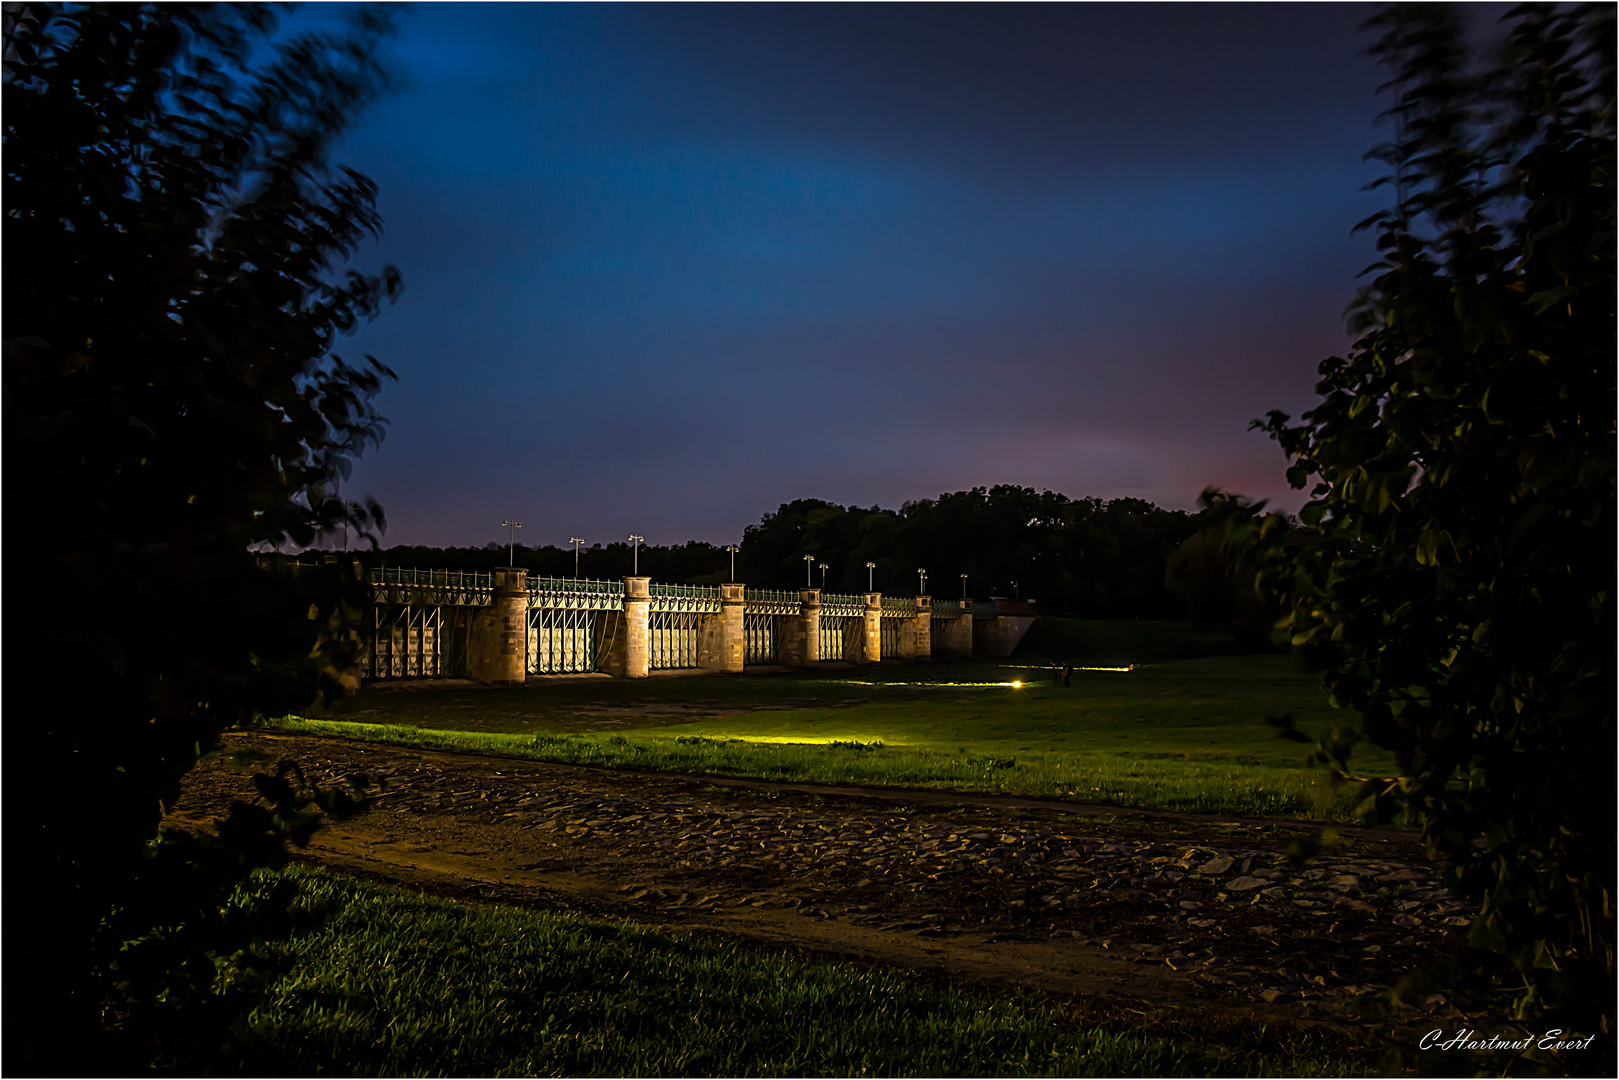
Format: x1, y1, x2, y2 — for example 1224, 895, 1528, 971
360, 486, 1229, 620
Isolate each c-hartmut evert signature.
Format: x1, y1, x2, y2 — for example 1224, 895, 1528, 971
1420, 1029, 1598, 1053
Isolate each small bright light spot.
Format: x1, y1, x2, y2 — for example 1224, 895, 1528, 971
1012, 680, 1023, 688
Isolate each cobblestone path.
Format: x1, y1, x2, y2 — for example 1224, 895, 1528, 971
173, 731, 1467, 1026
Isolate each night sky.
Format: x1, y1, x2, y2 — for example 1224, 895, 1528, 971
328, 3, 1396, 549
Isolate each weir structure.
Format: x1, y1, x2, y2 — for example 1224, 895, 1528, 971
360, 568, 989, 683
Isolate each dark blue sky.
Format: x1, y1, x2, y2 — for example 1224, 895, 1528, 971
329, 3, 1395, 548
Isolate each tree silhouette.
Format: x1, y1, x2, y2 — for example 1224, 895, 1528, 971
4, 4, 401, 1069
1250, 2, 1613, 1052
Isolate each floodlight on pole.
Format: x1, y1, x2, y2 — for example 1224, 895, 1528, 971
803, 554, 815, 586
818, 562, 828, 590
570, 537, 585, 577
866, 561, 876, 591
960, 573, 968, 599
724, 544, 739, 581
918, 568, 927, 595
1012, 579, 1019, 600
501, 520, 523, 566
628, 535, 644, 575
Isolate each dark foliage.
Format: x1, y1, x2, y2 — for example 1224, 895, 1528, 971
740, 489, 1201, 615
1246, 2, 1613, 1060
1162, 489, 1292, 647
3, 4, 400, 1071
360, 486, 1206, 617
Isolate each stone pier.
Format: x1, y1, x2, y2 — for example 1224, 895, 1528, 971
599, 576, 651, 679
849, 592, 882, 664
935, 598, 974, 658
391, 569, 999, 687
698, 583, 746, 673
469, 567, 527, 685
895, 596, 932, 659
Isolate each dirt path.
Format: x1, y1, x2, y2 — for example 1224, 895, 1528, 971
171, 731, 1468, 1029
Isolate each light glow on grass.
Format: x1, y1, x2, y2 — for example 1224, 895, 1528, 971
1001, 664, 1137, 673
690, 734, 895, 746
836, 680, 1035, 688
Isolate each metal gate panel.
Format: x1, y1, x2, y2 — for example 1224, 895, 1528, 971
819, 615, 856, 661
527, 605, 597, 674
526, 577, 625, 675
648, 585, 721, 671
367, 603, 443, 680
818, 593, 864, 662
649, 609, 702, 669
743, 612, 778, 666
742, 589, 798, 667
879, 616, 900, 658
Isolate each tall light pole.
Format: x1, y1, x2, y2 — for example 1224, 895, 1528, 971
866, 561, 876, 591
724, 544, 739, 581
918, 568, 927, 595
1012, 579, 1019, 600
628, 534, 644, 575
501, 520, 522, 566
570, 537, 585, 577
960, 573, 969, 599
819, 562, 829, 590
803, 554, 815, 587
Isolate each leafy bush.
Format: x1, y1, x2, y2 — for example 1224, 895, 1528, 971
1246, 2, 1614, 1053
4, 5, 400, 1069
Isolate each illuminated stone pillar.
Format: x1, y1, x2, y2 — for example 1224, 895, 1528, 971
622, 576, 650, 678
469, 567, 528, 685
852, 592, 882, 664
899, 596, 932, 659
699, 583, 746, 673
780, 588, 820, 667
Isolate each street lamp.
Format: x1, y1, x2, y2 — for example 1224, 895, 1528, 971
960, 573, 968, 599
1012, 579, 1019, 600
819, 562, 829, 590
570, 537, 585, 577
803, 554, 815, 587
629, 534, 644, 575
501, 519, 523, 566
724, 544, 739, 581
918, 568, 927, 595
866, 561, 876, 591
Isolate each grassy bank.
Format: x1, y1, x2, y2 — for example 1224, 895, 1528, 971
283, 650, 1393, 821
227, 865, 1377, 1076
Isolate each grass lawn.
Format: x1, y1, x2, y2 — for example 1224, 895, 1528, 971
281, 620, 1392, 821
226, 864, 1379, 1077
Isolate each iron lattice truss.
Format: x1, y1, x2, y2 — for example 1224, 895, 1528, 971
879, 616, 901, 658
528, 578, 623, 675
743, 588, 801, 616
818, 593, 866, 618
880, 596, 919, 618
819, 614, 857, 661
369, 566, 494, 607
365, 602, 446, 679
743, 612, 782, 665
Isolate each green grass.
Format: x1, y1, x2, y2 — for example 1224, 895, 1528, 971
281, 643, 1393, 820
228, 864, 1378, 1076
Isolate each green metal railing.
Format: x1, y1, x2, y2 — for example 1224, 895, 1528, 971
649, 583, 721, 600
367, 566, 494, 607
743, 588, 800, 616
529, 576, 625, 598
819, 592, 865, 617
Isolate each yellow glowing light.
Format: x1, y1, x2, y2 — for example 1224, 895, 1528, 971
1012, 680, 1023, 688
